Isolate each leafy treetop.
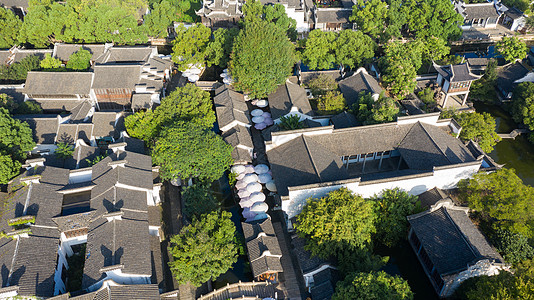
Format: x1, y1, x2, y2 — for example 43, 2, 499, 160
332, 271, 413, 300
66, 49, 92, 70
496, 36, 528, 63
455, 112, 501, 153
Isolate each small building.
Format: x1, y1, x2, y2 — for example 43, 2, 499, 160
338, 67, 383, 107
53, 43, 110, 64
196, 0, 243, 28
291, 233, 339, 300
23, 71, 96, 112
0, 0, 29, 17
0, 47, 52, 66
329, 111, 358, 129
222, 125, 254, 164
242, 218, 283, 282
407, 199, 508, 298
496, 61, 533, 100
501, 6, 525, 31
268, 77, 314, 123
455, 1, 501, 29
313, 8, 352, 31
214, 84, 251, 132
466, 57, 489, 75
433, 62, 481, 108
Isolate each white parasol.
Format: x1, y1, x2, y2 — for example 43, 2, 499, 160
258, 173, 273, 184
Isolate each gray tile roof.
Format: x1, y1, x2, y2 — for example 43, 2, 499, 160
250, 256, 283, 277
433, 62, 481, 83
242, 218, 276, 242
417, 187, 448, 209
408, 204, 503, 275
131, 93, 153, 110
16, 115, 59, 144
54, 44, 107, 62
24, 72, 94, 95
462, 2, 499, 20
339, 70, 382, 106
268, 135, 348, 195
497, 62, 529, 93
0, 0, 29, 9
92, 64, 141, 90
268, 80, 313, 120
33, 99, 84, 112
242, 218, 283, 278
214, 85, 248, 111
91, 112, 117, 137
99, 47, 155, 64
70, 100, 94, 122
0, 86, 24, 103
397, 122, 476, 170
12, 50, 51, 63
315, 8, 352, 23
108, 284, 160, 299
330, 111, 358, 129
222, 125, 253, 148
291, 233, 332, 274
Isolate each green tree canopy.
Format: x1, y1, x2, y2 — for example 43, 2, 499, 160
334, 30, 376, 69
316, 91, 346, 115
496, 36, 528, 63
372, 188, 418, 247
0, 154, 21, 184
171, 23, 211, 71
183, 183, 219, 219
355, 92, 399, 125
0, 7, 22, 49
66, 49, 92, 70
54, 142, 74, 159
295, 188, 377, 259
279, 114, 306, 131
306, 74, 338, 96
350, 0, 388, 39
493, 228, 534, 265
152, 121, 233, 181
144, 0, 177, 38
302, 30, 337, 70
125, 84, 215, 145
168, 211, 238, 287
381, 59, 417, 99
205, 28, 239, 69
512, 82, 534, 131
0, 107, 35, 160
332, 271, 413, 300
0, 94, 18, 113
458, 168, 534, 237
0, 55, 40, 81
230, 20, 297, 98
40, 53, 62, 69
455, 112, 501, 153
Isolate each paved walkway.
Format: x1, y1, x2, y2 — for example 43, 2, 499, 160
273, 221, 305, 300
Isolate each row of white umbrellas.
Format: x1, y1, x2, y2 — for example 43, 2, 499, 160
182, 64, 202, 82
231, 163, 277, 222
220, 69, 234, 85
251, 109, 274, 130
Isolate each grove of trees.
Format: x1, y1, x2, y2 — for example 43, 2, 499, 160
332, 271, 414, 300
455, 112, 501, 153
496, 36, 528, 63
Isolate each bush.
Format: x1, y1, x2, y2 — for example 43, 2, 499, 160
316, 90, 346, 115
14, 101, 42, 115
493, 228, 534, 265
66, 49, 92, 70
306, 74, 338, 96
40, 53, 62, 69
0, 94, 18, 113
183, 183, 219, 219
332, 271, 413, 300
279, 114, 305, 131
0, 55, 40, 81
54, 142, 74, 159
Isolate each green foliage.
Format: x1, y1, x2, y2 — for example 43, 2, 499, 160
417, 88, 436, 111
205, 28, 239, 69
18, 3, 56, 47
279, 114, 305, 131
470, 59, 498, 103
85, 154, 107, 166
494, 228, 534, 265
496, 36, 528, 63
372, 188, 418, 248
0, 55, 40, 81
419, 36, 451, 62
171, 24, 211, 71
306, 74, 338, 96
440, 107, 457, 119
7, 216, 35, 227
354, 92, 399, 125
0, 94, 18, 114
40, 53, 62, 69
350, 0, 388, 39
503, 0, 530, 14
54, 142, 74, 159
332, 271, 413, 300
295, 188, 377, 259
14, 101, 42, 115
0, 107, 35, 160
0, 154, 21, 184
241, 0, 297, 39
168, 211, 238, 287
125, 84, 215, 145
455, 260, 534, 299
0, 7, 22, 49
144, 0, 177, 38
458, 168, 534, 237
66, 49, 92, 71
152, 121, 233, 181
380, 41, 421, 99
316, 91, 346, 115
183, 183, 219, 219
337, 248, 389, 277
302, 29, 376, 70
455, 112, 501, 153
228, 171, 237, 186
512, 82, 534, 131
302, 30, 337, 70
230, 20, 297, 99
